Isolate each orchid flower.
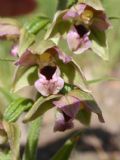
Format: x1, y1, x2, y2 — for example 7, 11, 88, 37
16, 46, 71, 96
53, 95, 80, 131
35, 66, 64, 96
63, 3, 110, 54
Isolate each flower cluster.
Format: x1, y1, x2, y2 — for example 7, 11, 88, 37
0, 0, 110, 132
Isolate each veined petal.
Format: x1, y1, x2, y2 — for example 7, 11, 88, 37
53, 95, 80, 118
74, 32, 92, 54
54, 47, 71, 63
34, 66, 64, 96
54, 111, 73, 132
63, 3, 86, 20
67, 26, 81, 51
67, 25, 92, 54
15, 50, 37, 66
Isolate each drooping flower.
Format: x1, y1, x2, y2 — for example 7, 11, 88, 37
16, 46, 71, 66
15, 45, 71, 96
34, 66, 64, 96
63, 3, 110, 31
62, 2, 110, 54
67, 25, 92, 54
53, 95, 80, 131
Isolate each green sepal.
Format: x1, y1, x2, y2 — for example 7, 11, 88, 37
23, 95, 61, 123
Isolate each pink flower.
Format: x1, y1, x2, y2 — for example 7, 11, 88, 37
16, 46, 71, 66
67, 25, 92, 54
63, 3, 110, 31
34, 66, 64, 96
53, 95, 80, 131
63, 3, 110, 54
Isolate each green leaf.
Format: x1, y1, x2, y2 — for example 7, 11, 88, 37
39, 0, 58, 19
57, 38, 90, 92
0, 151, 11, 160
68, 89, 104, 122
57, 59, 89, 92
109, 16, 120, 20
24, 16, 50, 35
51, 139, 75, 160
67, 0, 78, 8
57, 0, 67, 10
18, 29, 35, 56
4, 98, 33, 122
23, 95, 61, 122
13, 66, 38, 92
45, 10, 71, 39
29, 40, 55, 55
0, 87, 14, 103
90, 30, 109, 61
77, 108, 91, 125
3, 121, 20, 160
23, 117, 42, 160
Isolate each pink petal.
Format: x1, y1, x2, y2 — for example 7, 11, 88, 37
74, 32, 92, 54
11, 44, 19, 56
35, 67, 64, 96
16, 50, 37, 66
63, 4, 86, 20
54, 47, 71, 63
67, 26, 81, 51
0, 24, 19, 39
54, 111, 73, 132
53, 95, 80, 118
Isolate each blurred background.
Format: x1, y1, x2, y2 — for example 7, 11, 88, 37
0, 0, 120, 160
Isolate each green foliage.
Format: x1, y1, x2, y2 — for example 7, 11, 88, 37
23, 117, 42, 160
38, 0, 58, 19
0, 152, 11, 160
90, 30, 109, 60
77, 108, 91, 125
13, 66, 38, 92
3, 122, 20, 160
0, 0, 119, 159
51, 139, 76, 160
23, 95, 61, 122
4, 98, 33, 122
24, 16, 50, 35
69, 89, 104, 122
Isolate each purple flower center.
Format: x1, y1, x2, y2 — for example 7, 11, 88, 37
40, 65, 56, 80
75, 24, 88, 37
62, 112, 71, 122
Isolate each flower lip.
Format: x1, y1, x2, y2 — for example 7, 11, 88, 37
40, 65, 56, 80
75, 24, 88, 37
62, 111, 71, 122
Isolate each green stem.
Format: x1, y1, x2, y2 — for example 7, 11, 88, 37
0, 58, 15, 62
22, 117, 42, 160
